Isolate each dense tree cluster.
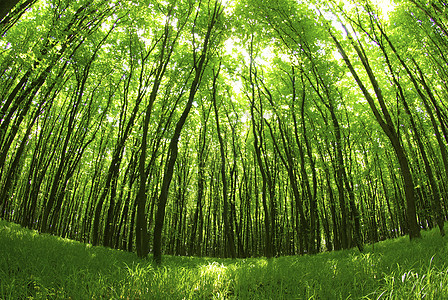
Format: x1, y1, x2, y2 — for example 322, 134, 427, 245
1, 0, 447, 261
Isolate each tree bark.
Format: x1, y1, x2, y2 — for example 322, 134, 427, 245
0, 0, 20, 22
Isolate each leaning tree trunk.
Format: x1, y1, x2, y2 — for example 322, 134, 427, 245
152, 2, 222, 264
329, 28, 421, 240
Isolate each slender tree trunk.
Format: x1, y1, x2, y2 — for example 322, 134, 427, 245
330, 28, 421, 240
153, 2, 221, 263
212, 66, 236, 258
189, 123, 208, 256
0, 0, 35, 32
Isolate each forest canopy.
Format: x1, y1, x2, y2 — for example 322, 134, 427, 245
0, 0, 447, 262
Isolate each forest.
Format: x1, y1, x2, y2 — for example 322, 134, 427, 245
0, 0, 447, 265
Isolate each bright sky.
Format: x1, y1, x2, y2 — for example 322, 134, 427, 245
222, 0, 396, 100
369, 0, 395, 17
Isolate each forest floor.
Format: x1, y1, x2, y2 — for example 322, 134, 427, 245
1, 220, 448, 299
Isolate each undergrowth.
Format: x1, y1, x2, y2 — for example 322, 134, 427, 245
1, 219, 447, 299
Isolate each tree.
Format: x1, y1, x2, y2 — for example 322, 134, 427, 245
152, 0, 223, 263
328, 18, 421, 240
212, 64, 237, 258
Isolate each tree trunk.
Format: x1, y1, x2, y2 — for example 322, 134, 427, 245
153, 2, 221, 263
329, 28, 421, 240
212, 66, 236, 258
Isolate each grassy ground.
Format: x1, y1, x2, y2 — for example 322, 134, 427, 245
1, 220, 448, 299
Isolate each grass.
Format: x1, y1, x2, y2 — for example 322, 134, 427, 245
1, 220, 448, 299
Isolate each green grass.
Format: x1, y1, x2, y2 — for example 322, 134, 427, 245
1, 220, 448, 299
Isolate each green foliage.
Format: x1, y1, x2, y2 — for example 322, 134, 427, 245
2, 219, 448, 299
1, 0, 448, 266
